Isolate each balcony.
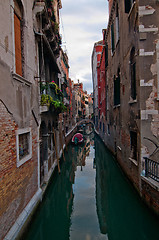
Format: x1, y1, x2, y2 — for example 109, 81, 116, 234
40, 81, 66, 114
48, 81, 63, 102
143, 157, 159, 183
34, 0, 45, 15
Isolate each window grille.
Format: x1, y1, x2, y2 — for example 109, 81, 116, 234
19, 133, 29, 159
130, 131, 137, 160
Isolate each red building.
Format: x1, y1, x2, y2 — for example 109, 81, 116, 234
98, 30, 106, 132
92, 40, 103, 129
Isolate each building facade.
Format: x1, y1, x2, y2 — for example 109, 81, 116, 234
0, 0, 74, 239
92, 0, 159, 214
92, 41, 103, 129
0, 0, 42, 238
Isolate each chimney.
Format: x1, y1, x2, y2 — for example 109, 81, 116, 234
102, 29, 106, 45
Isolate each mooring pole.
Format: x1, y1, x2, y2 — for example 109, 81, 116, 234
53, 127, 60, 173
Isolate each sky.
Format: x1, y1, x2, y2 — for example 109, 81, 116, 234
60, 0, 109, 94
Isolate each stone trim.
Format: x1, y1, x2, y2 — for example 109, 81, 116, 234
139, 25, 158, 33
139, 49, 155, 56
4, 188, 42, 240
16, 127, 32, 167
141, 110, 158, 120
139, 6, 155, 16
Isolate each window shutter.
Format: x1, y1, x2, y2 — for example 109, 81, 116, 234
111, 23, 115, 53
14, 13, 22, 76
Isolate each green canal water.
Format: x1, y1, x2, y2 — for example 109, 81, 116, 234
24, 133, 159, 240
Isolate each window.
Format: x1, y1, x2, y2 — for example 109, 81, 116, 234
114, 68, 120, 106
103, 123, 105, 133
116, 4, 119, 44
14, 0, 24, 76
130, 47, 136, 100
16, 128, 32, 167
130, 131, 137, 160
107, 124, 110, 135
125, 0, 135, 13
111, 22, 115, 54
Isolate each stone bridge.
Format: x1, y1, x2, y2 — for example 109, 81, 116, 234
76, 119, 94, 127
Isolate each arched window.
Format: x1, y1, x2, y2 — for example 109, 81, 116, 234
14, 0, 24, 76
130, 47, 136, 100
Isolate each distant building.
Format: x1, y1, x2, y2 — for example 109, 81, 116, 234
98, 29, 107, 134
74, 80, 85, 120
92, 41, 103, 129
88, 94, 93, 119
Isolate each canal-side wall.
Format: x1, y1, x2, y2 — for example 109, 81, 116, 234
6, 125, 78, 240
96, 126, 159, 215
0, 1, 40, 239
93, 0, 159, 216
43, 124, 78, 194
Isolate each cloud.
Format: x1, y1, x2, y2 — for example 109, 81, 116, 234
60, 0, 109, 93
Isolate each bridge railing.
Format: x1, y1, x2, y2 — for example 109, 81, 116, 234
77, 118, 94, 126
144, 157, 159, 183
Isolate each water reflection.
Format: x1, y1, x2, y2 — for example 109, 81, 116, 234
24, 132, 159, 240
95, 136, 159, 240
70, 135, 103, 240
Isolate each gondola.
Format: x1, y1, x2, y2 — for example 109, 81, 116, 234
72, 133, 84, 145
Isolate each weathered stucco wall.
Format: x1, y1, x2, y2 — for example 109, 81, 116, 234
0, 1, 40, 238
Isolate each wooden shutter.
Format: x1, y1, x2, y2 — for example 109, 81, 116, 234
14, 13, 22, 76
111, 23, 115, 53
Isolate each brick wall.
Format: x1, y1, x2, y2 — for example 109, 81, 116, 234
141, 179, 159, 215
0, 101, 38, 239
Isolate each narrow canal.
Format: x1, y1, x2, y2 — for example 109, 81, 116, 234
24, 132, 159, 240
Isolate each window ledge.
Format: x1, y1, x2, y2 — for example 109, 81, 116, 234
111, 50, 115, 57
117, 146, 121, 151
12, 73, 31, 87
113, 104, 120, 109
40, 105, 49, 113
128, 1, 136, 19
141, 176, 159, 192
116, 39, 120, 48
129, 157, 138, 166
128, 99, 137, 105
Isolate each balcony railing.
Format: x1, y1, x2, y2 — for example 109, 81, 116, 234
48, 84, 63, 102
144, 157, 159, 183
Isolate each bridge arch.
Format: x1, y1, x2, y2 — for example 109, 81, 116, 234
76, 119, 94, 128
